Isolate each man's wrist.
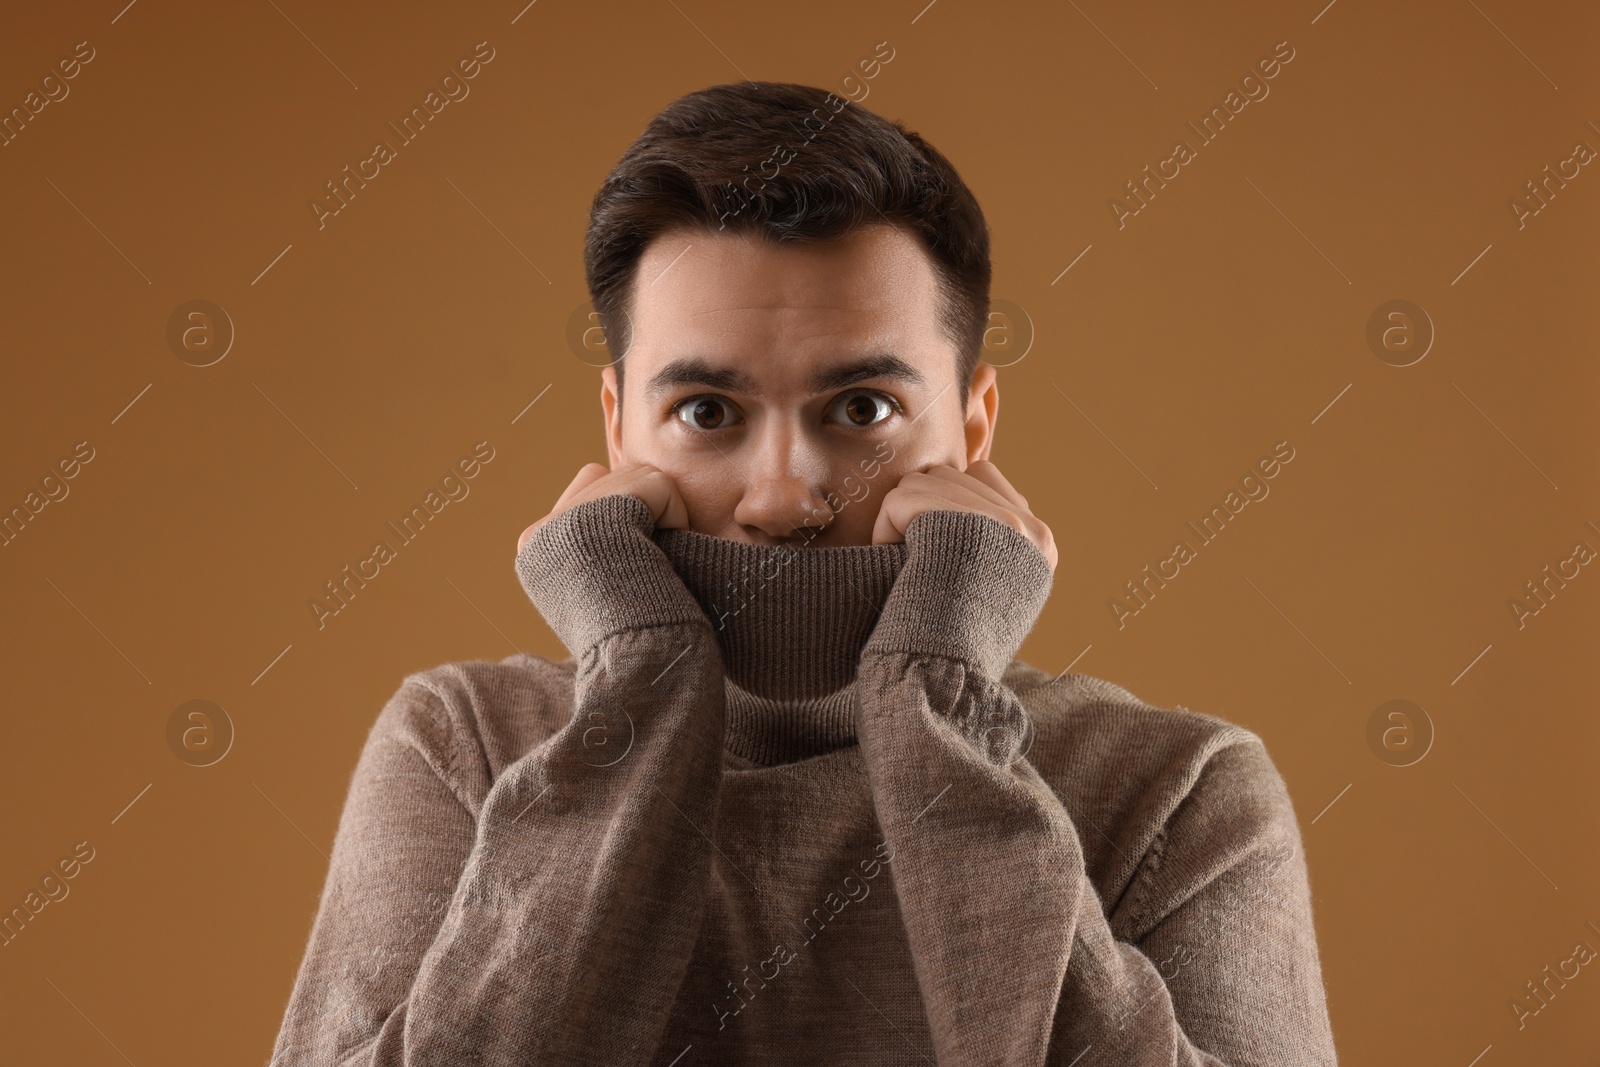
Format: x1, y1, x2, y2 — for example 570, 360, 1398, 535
861, 508, 1054, 678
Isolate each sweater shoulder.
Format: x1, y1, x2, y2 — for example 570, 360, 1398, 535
1005, 662, 1261, 761
1006, 661, 1287, 934
388, 652, 578, 816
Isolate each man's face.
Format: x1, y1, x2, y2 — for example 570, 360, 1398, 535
600, 222, 998, 547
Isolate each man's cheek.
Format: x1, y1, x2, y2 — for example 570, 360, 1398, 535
871, 439, 950, 489
665, 463, 737, 526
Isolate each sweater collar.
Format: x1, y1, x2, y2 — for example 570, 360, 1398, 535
651, 526, 908, 767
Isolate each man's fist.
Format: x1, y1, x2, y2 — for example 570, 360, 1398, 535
869, 460, 1057, 572
516, 463, 690, 555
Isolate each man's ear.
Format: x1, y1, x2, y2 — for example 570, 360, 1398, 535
964, 362, 998, 464
600, 365, 625, 471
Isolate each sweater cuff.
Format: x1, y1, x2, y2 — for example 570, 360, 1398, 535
862, 508, 1054, 678
513, 492, 711, 657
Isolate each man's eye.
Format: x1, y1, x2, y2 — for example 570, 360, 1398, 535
670, 390, 903, 433
829, 390, 902, 428
673, 396, 742, 432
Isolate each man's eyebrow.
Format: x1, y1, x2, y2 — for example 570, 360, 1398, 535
643, 357, 760, 403
643, 353, 925, 403
807, 354, 925, 393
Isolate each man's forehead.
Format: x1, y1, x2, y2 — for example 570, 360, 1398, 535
688, 303, 878, 314
624, 225, 951, 393
632, 298, 910, 358
633, 260, 936, 356
635, 223, 936, 302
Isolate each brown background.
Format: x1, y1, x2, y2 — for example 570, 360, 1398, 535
2, 0, 1596, 1063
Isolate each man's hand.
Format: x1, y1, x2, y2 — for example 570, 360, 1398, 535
870, 460, 1057, 572
516, 463, 690, 555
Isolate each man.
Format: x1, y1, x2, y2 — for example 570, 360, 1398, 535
268, 81, 1339, 1065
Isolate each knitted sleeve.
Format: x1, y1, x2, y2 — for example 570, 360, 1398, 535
855, 508, 1339, 1066
266, 493, 727, 1066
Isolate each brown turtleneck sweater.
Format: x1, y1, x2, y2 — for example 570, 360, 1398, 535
266, 492, 1339, 1066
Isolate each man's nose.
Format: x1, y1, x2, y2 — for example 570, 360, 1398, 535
731, 430, 834, 542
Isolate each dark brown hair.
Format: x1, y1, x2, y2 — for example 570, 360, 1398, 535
583, 80, 991, 404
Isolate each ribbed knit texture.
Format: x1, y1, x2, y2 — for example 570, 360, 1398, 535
654, 516, 905, 766
268, 492, 1340, 1066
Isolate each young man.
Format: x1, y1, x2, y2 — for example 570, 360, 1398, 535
268, 82, 1339, 1065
